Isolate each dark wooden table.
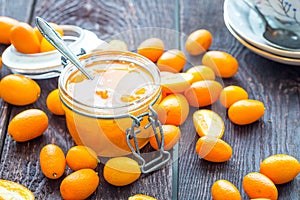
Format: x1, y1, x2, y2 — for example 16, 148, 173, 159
0, 0, 299, 199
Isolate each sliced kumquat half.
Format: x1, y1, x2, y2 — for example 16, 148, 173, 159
193, 109, 224, 138
0, 179, 35, 200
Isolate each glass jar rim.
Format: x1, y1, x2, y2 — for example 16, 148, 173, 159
58, 51, 161, 118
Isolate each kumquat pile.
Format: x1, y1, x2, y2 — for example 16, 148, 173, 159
0, 15, 299, 199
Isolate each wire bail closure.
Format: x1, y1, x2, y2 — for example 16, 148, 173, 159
125, 104, 171, 174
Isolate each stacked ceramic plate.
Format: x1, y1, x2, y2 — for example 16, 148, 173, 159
223, 0, 300, 66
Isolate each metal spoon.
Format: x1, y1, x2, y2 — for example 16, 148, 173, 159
35, 17, 94, 79
243, 0, 300, 50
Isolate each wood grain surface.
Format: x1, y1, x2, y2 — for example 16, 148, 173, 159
0, 0, 299, 199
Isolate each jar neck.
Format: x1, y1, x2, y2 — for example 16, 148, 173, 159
58, 51, 161, 119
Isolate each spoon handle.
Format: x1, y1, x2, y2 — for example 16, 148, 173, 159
35, 17, 94, 80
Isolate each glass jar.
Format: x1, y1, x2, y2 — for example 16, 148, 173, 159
58, 51, 169, 167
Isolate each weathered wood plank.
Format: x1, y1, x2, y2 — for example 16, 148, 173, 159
0, 0, 35, 163
178, 0, 300, 199
0, 0, 35, 23
0, 0, 178, 199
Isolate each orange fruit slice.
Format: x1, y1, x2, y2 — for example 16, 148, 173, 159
0, 179, 34, 200
128, 194, 157, 200
193, 109, 224, 138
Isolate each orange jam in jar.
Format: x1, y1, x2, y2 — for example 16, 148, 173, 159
59, 51, 161, 157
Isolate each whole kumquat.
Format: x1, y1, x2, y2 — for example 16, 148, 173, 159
260, 154, 300, 184
66, 145, 99, 171
0, 74, 41, 106
46, 89, 65, 115
107, 39, 128, 51
39, 144, 66, 179
157, 49, 186, 72
186, 65, 215, 83
211, 179, 242, 200
160, 71, 193, 94
149, 124, 181, 151
242, 172, 278, 200
8, 109, 48, 142
39, 24, 63, 52
137, 38, 164, 62
159, 93, 189, 126
0, 16, 19, 44
10, 22, 41, 54
60, 168, 99, 199
202, 50, 238, 78
0, 179, 35, 200
228, 99, 265, 125
103, 157, 141, 186
219, 85, 249, 108
185, 29, 213, 55
193, 109, 224, 138
195, 136, 232, 162
184, 80, 223, 107
40, 37, 57, 52
128, 194, 157, 200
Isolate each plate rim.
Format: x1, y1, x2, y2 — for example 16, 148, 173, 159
224, 12, 300, 66
223, 0, 300, 59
